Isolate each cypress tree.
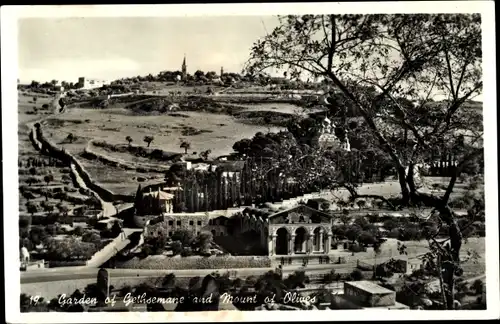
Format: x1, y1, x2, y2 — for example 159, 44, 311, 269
134, 184, 143, 215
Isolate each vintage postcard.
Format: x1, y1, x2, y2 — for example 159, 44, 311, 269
2, 2, 498, 323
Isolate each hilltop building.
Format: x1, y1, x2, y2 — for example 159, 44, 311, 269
315, 116, 350, 151
77, 77, 110, 90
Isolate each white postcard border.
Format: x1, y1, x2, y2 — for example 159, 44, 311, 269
2, 2, 498, 323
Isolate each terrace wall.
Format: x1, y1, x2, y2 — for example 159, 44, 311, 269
31, 123, 134, 203
84, 141, 172, 172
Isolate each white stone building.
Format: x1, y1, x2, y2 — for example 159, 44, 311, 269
77, 77, 110, 90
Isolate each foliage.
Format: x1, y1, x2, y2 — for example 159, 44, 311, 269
171, 240, 183, 256
192, 231, 213, 253
284, 270, 310, 289
143, 135, 154, 147
180, 140, 191, 154
26, 202, 40, 215
357, 231, 377, 246
43, 237, 98, 261
245, 14, 483, 309
125, 136, 133, 145
199, 149, 212, 161
43, 174, 54, 186
345, 224, 362, 242
171, 229, 195, 246
349, 269, 363, 281
82, 230, 101, 244
339, 209, 352, 225
471, 279, 484, 295
72, 226, 84, 236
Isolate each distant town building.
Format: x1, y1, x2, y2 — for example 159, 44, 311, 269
77, 77, 110, 90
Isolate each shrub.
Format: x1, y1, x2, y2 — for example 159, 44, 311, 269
82, 231, 101, 244
472, 279, 484, 295
387, 228, 401, 239
350, 269, 363, 281
171, 229, 195, 246
171, 241, 183, 256
357, 231, 377, 246
348, 244, 366, 253
180, 247, 194, 257
353, 216, 370, 230
72, 226, 84, 236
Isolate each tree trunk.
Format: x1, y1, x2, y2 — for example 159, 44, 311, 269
397, 167, 411, 205
439, 205, 463, 309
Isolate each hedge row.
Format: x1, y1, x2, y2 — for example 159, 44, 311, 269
117, 255, 271, 270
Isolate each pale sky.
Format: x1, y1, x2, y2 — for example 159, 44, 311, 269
18, 16, 280, 83
17, 16, 483, 102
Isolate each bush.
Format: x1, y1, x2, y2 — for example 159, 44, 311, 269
171, 229, 195, 246
357, 231, 377, 246
72, 226, 84, 236
387, 228, 401, 239
180, 247, 194, 257
348, 244, 366, 253
397, 226, 422, 241
171, 241, 183, 256
350, 269, 363, 281
82, 231, 101, 244
472, 279, 484, 295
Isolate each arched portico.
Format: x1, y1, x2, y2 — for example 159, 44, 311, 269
294, 227, 308, 254
275, 227, 289, 255
312, 227, 327, 253
265, 205, 335, 256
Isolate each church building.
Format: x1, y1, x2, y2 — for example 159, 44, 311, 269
237, 204, 334, 256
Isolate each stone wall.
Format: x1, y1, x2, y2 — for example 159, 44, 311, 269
84, 142, 171, 173
32, 123, 134, 203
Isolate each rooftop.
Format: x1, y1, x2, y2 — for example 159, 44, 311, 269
213, 160, 246, 172
345, 281, 395, 295
143, 190, 175, 200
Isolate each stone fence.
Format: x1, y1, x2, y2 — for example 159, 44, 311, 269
84, 140, 171, 172
31, 122, 134, 203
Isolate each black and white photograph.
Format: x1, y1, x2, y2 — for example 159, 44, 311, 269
2, 2, 498, 322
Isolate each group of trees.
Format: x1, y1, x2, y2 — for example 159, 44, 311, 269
19, 157, 65, 169
243, 14, 484, 309
331, 215, 382, 247
41, 237, 98, 261
140, 229, 214, 258
110, 69, 327, 89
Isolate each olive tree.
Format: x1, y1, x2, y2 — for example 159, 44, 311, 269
245, 14, 483, 309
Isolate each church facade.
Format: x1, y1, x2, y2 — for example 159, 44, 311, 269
239, 204, 334, 256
